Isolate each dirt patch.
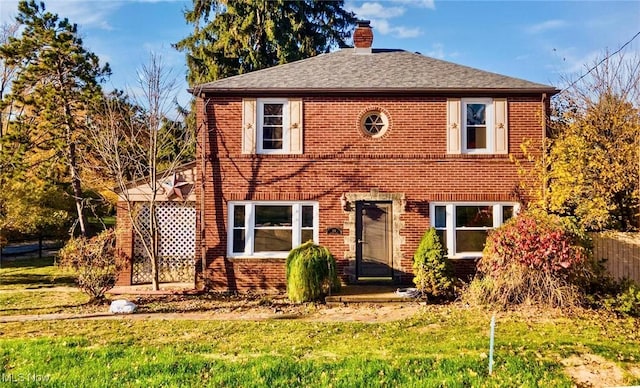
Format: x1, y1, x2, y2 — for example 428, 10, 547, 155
116, 293, 423, 323
561, 353, 625, 388
303, 304, 422, 323
0, 291, 424, 323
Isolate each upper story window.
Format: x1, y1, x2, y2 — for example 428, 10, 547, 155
242, 98, 303, 155
258, 99, 289, 153
431, 202, 518, 258
463, 99, 493, 153
447, 98, 508, 155
360, 110, 389, 138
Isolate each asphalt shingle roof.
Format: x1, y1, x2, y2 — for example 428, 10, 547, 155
193, 48, 557, 94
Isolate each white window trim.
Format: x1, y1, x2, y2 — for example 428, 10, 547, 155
257, 98, 290, 155
462, 98, 494, 154
430, 202, 519, 259
228, 201, 319, 258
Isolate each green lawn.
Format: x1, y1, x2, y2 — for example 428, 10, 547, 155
1, 259, 639, 387
0, 257, 91, 316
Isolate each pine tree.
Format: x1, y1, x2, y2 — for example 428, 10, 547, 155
0, 0, 111, 236
175, 0, 356, 85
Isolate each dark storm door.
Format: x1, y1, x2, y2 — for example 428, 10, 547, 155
356, 201, 393, 279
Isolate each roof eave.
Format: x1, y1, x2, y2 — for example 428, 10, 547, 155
189, 87, 560, 98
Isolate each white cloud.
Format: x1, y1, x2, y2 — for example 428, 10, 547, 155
349, 2, 405, 19
0, 0, 119, 30
526, 19, 568, 34
546, 46, 600, 76
371, 18, 391, 34
347, 1, 424, 39
422, 43, 458, 60
427, 43, 445, 59
390, 0, 435, 10
392, 25, 422, 39
45, 1, 120, 30
370, 19, 422, 39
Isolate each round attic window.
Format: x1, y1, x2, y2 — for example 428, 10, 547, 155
360, 110, 389, 138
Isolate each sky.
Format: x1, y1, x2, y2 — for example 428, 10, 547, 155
1, 0, 639, 108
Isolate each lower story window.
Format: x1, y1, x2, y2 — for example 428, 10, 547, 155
228, 202, 319, 258
431, 203, 518, 258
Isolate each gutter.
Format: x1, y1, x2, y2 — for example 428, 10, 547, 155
189, 87, 561, 98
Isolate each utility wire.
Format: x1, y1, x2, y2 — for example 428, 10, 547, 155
560, 30, 640, 94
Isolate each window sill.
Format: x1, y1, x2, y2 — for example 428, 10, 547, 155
256, 151, 293, 155
461, 150, 495, 155
228, 255, 287, 261
447, 255, 482, 260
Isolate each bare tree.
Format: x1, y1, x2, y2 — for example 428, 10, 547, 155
87, 54, 194, 290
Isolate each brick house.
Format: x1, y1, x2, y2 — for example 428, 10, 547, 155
117, 21, 558, 290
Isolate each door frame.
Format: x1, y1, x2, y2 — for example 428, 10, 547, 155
355, 200, 394, 280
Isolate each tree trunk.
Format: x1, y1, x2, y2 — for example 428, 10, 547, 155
61, 87, 87, 237
149, 201, 160, 290
67, 138, 87, 237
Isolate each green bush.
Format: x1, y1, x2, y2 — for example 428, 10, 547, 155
608, 283, 640, 316
587, 278, 640, 317
285, 241, 340, 303
57, 229, 122, 303
466, 211, 593, 308
412, 228, 453, 299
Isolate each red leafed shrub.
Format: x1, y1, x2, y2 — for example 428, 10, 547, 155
479, 211, 589, 277
467, 211, 593, 308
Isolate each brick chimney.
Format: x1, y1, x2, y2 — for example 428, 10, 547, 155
353, 20, 373, 54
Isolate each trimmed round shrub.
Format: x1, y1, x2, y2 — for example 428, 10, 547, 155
286, 241, 340, 303
412, 228, 454, 299
467, 210, 592, 308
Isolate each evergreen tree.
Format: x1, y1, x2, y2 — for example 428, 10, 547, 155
175, 0, 356, 85
0, 0, 111, 236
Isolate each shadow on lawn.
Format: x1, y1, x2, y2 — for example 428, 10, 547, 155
0, 257, 56, 269
1, 257, 76, 287
0, 302, 91, 313
0, 273, 76, 288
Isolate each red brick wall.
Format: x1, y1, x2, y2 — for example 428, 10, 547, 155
195, 95, 546, 291
115, 202, 133, 286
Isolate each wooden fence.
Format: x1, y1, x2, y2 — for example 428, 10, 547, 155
591, 232, 640, 284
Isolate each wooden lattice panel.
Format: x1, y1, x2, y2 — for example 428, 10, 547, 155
132, 201, 196, 284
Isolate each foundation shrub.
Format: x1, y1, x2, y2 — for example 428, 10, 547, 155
412, 228, 454, 300
466, 211, 593, 308
285, 241, 340, 303
587, 277, 640, 317
606, 283, 640, 316
57, 229, 122, 303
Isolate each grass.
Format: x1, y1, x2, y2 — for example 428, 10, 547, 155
0, 257, 75, 290
0, 256, 91, 316
1, 258, 639, 387
1, 311, 639, 387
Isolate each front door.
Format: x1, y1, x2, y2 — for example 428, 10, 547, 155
356, 201, 393, 279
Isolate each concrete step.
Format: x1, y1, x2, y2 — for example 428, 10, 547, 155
325, 285, 420, 304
